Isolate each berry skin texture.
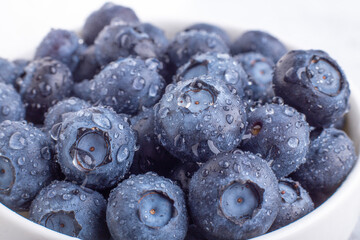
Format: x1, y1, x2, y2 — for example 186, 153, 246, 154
241, 103, 310, 178
94, 23, 161, 67
269, 178, 314, 231
154, 77, 247, 163
34, 29, 84, 72
167, 29, 230, 70
0, 57, 20, 85
129, 107, 180, 177
175, 52, 249, 98
273, 50, 350, 127
106, 173, 188, 240
184, 23, 231, 47
0, 121, 53, 211
234, 52, 275, 101
19, 57, 74, 124
188, 151, 280, 240
74, 57, 165, 115
291, 128, 357, 205
29, 180, 109, 240
0, 82, 25, 122
82, 2, 139, 45
43, 97, 91, 132
53, 106, 137, 190
231, 30, 287, 63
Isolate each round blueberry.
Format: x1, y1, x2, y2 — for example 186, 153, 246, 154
82, 2, 139, 45
234, 52, 275, 101
240, 103, 310, 178
175, 52, 249, 98
273, 50, 350, 127
167, 29, 229, 70
231, 30, 287, 63
74, 57, 165, 115
188, 151, 280, 239
0, 120, 53, 211
154, 77, 247, 163
54, 106, 137, 190
0, 57, 18, 85
106, 173, 188, 240
185, 23, 231, 47
29, 180, 109, 239
72, 45, 100, 83
269, 178, 314, 231
19, 57, 73, 124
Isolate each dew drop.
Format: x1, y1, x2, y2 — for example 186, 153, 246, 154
287, 137, 299, 148
9, 132, 26, 150
148, 84, 159, 97
132, 77, 145, 90
92, 113, 111, 129
117, 145, 130, 163
226, 114, 234, 124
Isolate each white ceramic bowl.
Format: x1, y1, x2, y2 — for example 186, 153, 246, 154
0, 23, 359, 240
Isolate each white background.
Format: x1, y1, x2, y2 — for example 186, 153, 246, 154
0, 0, 359, 238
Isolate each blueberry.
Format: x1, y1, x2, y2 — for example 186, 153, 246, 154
0, 120, 53, 211
167, 29, 229, 70
106, 173, 188, 240
231, 30, 287, 63
72, 45, 100, 83
74, 57, 165, 115
269, 178, 314, 231
185, 23, 231, 47
0, 82, 25, 122
94, 23, 162, 66
129, 107, 180, 177
189, 150, 280, 239
154, 77, 247, 163
19, 57, 74, 124
29, 180, 109, 240
240, 103, 310, 178
34, 29, 84, 72
169, 161, 199, 195
0, 57, 18, 85
82, 2, 139, 45
43, 97, 91, 132
174, 52, 249, 98
273, 50, 350, 127
291, 128, 357, 206
234, 52, 275, 101
53, 106, 137, 190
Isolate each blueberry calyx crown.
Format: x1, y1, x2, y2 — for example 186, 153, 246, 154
138, 191, 175, 228
41, 210, 82, 237
278, 180, 301, 204
70, 127, 112, 172
219, 181, 263, 224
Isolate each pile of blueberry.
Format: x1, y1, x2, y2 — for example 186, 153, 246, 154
0, 2, 357, 240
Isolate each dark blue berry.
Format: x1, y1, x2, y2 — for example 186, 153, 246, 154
273, 50, 350, 127
74, 57, 165, 115
291, 128, 356, 205
94, 23, 162, 66
0, 121, 53, 211
167, 29, 229, 70
43, 97, 91, 132
241, 103, 310, 178
231, 30, 287, 63
189, 150, 280, 239
19, 57, 73, 124
73, 45, 100, 83
0, 82, 25, 122
29, 180, 109, 240
154, 77, 247, 163
82, 2, 139, 45
175, 52, 249, 98
107, 173, 188, 240
129, 107, 180, 177
185, 23, 231, 46
53, 106, 137, 190
169, 161, 199, 195
35, 29, 84, 72
234, 52, 275, 101
269, 178, 314, 231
